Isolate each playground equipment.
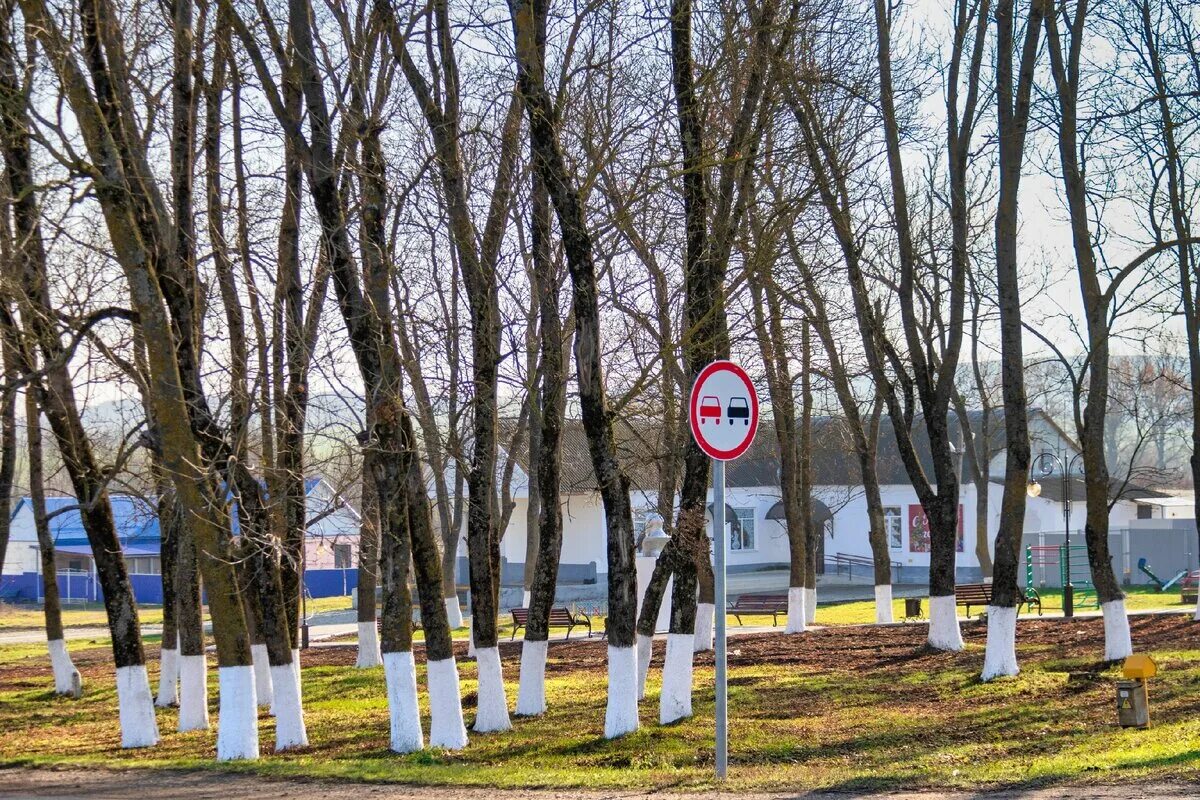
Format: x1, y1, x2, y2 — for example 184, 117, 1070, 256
1026, 544, 1100, 611
1135, 558, 1188, 592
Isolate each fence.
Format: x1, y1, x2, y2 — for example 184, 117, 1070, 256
1020, 525, 1197, 589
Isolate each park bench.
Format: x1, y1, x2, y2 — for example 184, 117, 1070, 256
727, 593, 790, 627
510, 606, 592, 640
953, 583, 1042, 617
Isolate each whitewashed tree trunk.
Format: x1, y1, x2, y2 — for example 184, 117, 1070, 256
805, 585, 817, 625
522, 590, 532, 609
49, 639, 82, 698
472, 646, 511, 732
177, 654, 210, 731
216, 665, 258, 761
980, 605, 1019, 681
927, 595, 964, 651
251, 643, 272, 709
444, 596, 464, 629
635, 632, 653, 701
658, 633, 693, 724
1194, 594, 1200, 621
115, 665, 159, 748
356, 621, 382, 668
605, 645, 638, 738
875, 584, 894, 624
270, 661, 308, 750
1102, 599, 1133, 661
785, 587, 807, 633
692, 603, 714, 652
384, 651, 423, 752
515, 639, 548, 716
155, 642, 176, 706
426, 657, 468, 749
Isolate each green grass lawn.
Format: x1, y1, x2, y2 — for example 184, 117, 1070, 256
1, 614, 1198, 792
0, 596, 356, 633
805, 585, 1193, 627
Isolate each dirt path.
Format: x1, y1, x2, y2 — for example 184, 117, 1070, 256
0, 767, 1192, 799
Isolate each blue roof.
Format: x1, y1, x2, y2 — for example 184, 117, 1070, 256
13, 478, 348, 557
12, 494, 162, 553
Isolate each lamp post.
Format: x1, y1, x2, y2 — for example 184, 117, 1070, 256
1027, 451, 1085, 618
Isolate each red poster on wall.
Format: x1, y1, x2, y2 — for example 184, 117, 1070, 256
907, 504, 964, 553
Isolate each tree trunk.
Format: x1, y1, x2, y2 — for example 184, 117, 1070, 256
1042, 3, 1131, 659
26, 388, 81, 698
155, 476, 179, 707
748, 266, 806, 632
516, 161, 567, 717
509, 0, 640, 737
0, 10, 159, 743
356, 447, 383, 668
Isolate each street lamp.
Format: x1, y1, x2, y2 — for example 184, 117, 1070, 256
1027, 451, 1085, 618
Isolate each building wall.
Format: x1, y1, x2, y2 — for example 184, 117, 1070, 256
493, 477, 1147, 588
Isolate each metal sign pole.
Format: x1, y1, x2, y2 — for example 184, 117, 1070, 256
713, 458, 728, 779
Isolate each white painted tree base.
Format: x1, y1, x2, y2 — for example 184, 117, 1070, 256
1194, 594, 1200, 621
981, 605, 1019, 681
384, 651, 423, 752
216, 665, 259, 761
693, 603, 714, 652
178, 654, 210, 732
522, 590, 532, 608
1102, 599, 1133, 661
291, 649, 303, 705
467, 620, 475, 658
635, 633, 653, 701
49, 639, 82, 698
786, 587, 807, 633
270, 662, 308, 750
154, 645, 176, 706
875, 585, 894, 624
805, 586, 817, 625
427, 657, 468, 749
927, 595, 964, 651
659, 633, 693, 724
251, 643, 273, 709
605, 645, 638, 738
115, 664, 159, 748
356, 621, 382, 668
515, 638, 548, 716
473, 646, 512, 732
445, 596, 464, 629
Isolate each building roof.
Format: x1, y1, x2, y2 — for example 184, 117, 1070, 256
10, 494, 162, 552
497, 412, 1043, 495
1008, 475, 1168, 504
12, 477, 356, 556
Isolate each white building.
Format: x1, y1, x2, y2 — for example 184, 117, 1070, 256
469, 411, 1150, 595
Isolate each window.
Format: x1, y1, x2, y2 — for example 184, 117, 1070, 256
333, 543, 353, 569
731, 507, 756, 551
127, 556, 160, 575
884, 507, 903, 550
66, 559, 85, 573
1136, 504, 1153, 520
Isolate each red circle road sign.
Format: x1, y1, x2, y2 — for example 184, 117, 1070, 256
688, 360, 759, 461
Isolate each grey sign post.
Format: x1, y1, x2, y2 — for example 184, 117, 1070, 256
687, 360, 759, 781
712, 458, 728, 778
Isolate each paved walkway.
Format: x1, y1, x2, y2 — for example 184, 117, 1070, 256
0, 768, 1192, 799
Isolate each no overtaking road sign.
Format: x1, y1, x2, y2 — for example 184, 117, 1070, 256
688, 360, 759, 460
